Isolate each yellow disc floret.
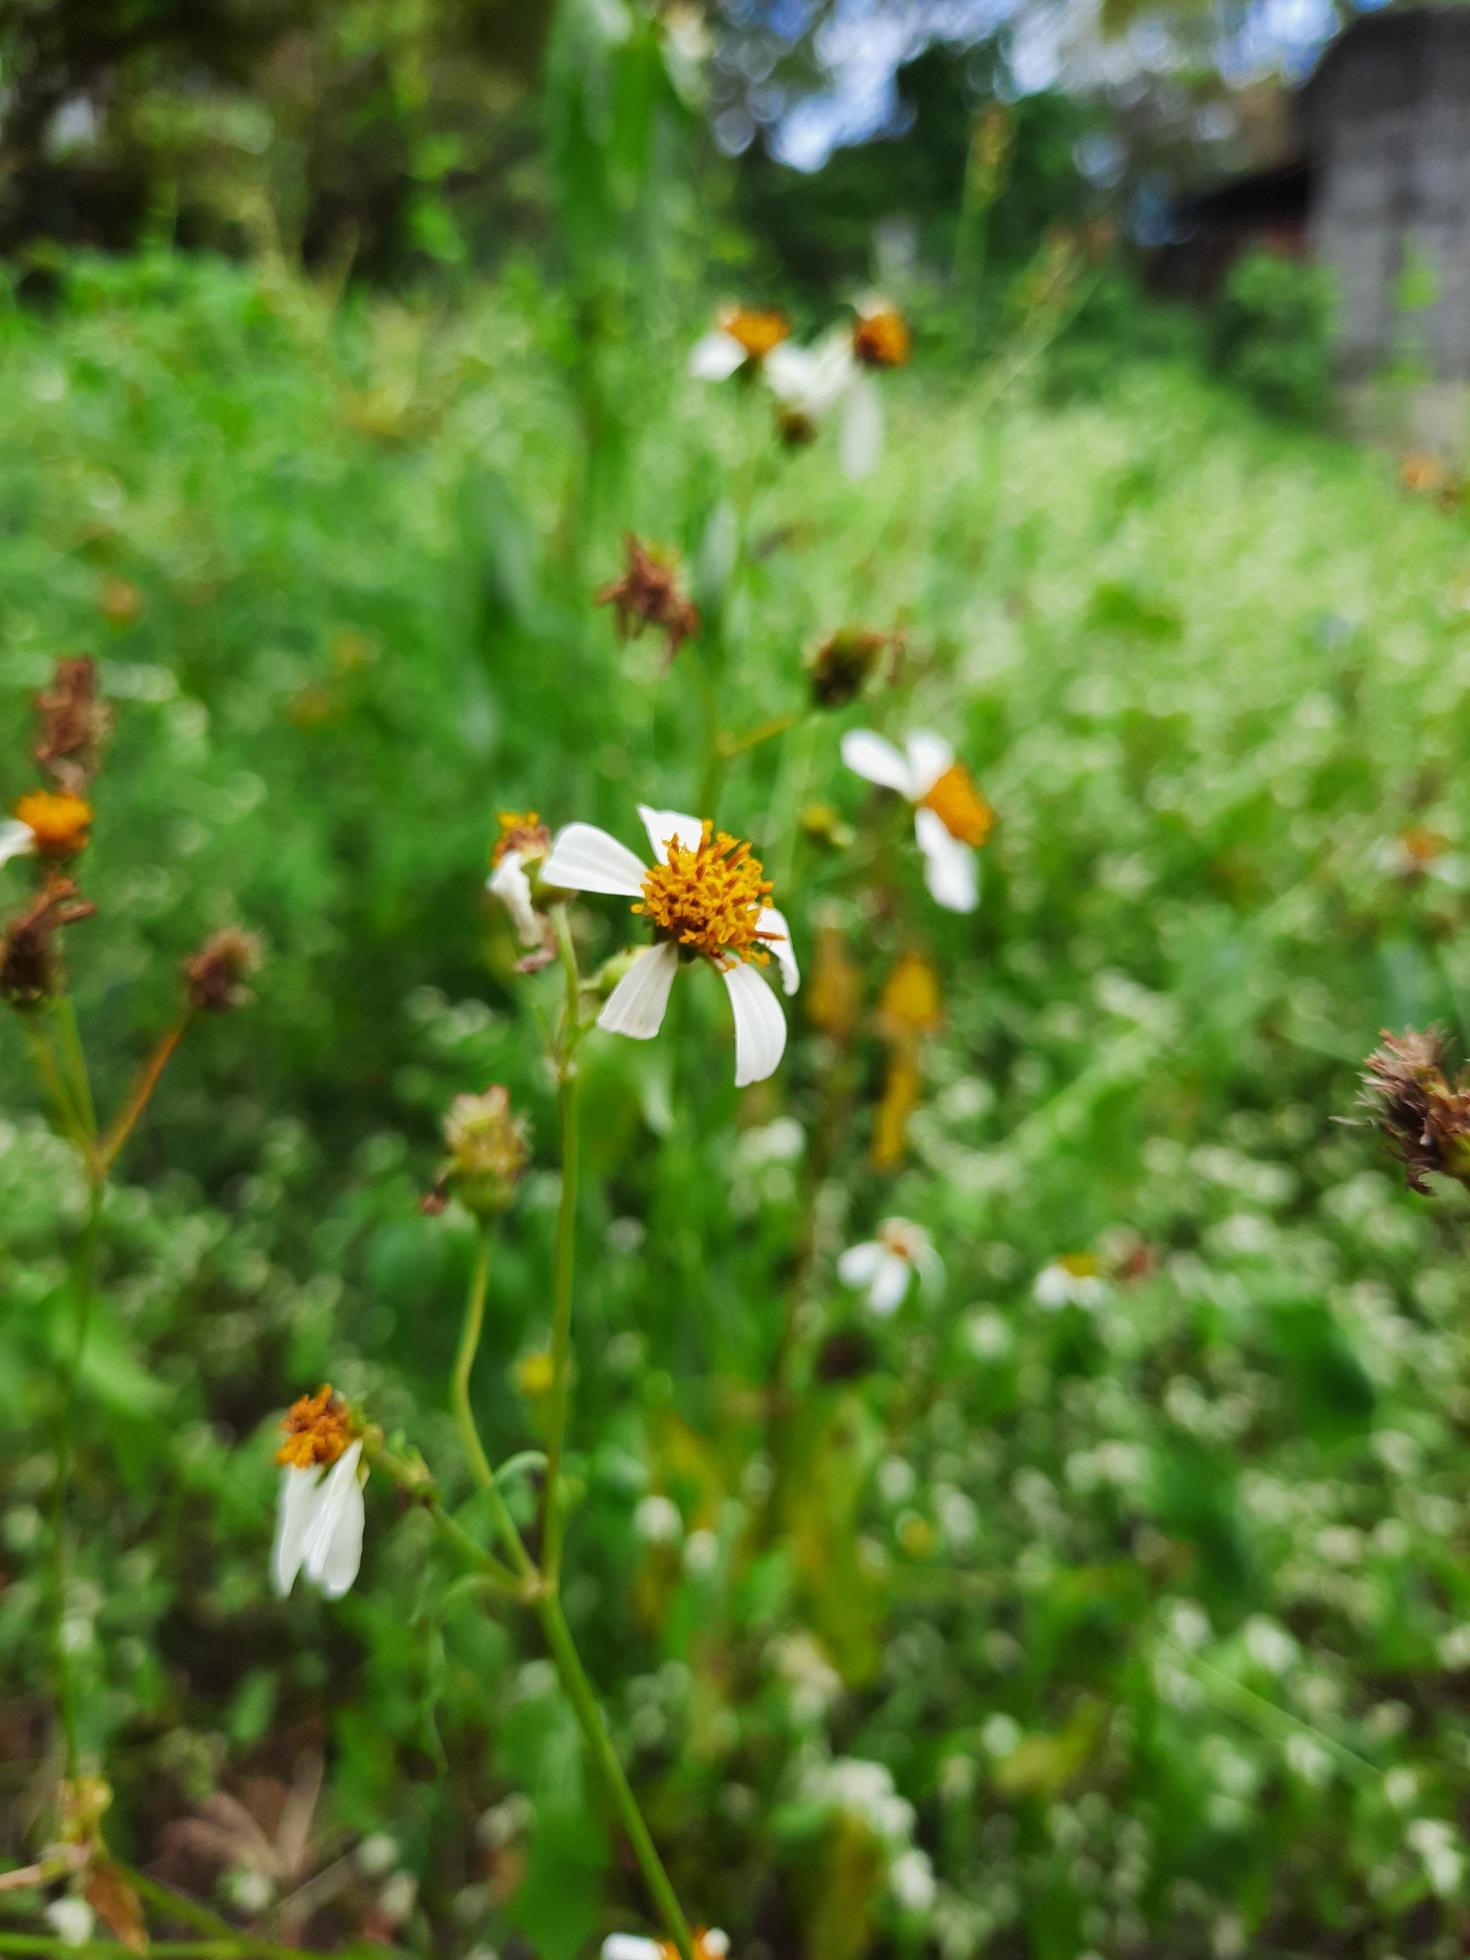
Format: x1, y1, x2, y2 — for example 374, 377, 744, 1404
14, 789, 93, 860
918, 763, 993, 847
276, 1384, 353, 1470
635, 821, 779, 968
721, 306, 791, 361
491, 809, 549, 868
852, 305, 912, 369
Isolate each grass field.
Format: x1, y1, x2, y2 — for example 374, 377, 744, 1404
4, 249, 1470, 1960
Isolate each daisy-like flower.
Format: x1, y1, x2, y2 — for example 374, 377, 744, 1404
540, 806, 798, 1087
688, 304, 790, 382
602, 1932, 729, 1960
272, 1386, 367, 1600
838, 1218, 942, 1316
487, 809, 554, 952
0, 789, 93, 869
764, 298, 910, 480
1033, 1253, 1108, 1311
840, 729, 991, 913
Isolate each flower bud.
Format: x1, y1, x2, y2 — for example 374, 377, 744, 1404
426, 1085, 531, 1219
1357, 1027, 1470, 1194
807, 628, 893, 709
35, 657, 112, 794
183, 927, 262, 1013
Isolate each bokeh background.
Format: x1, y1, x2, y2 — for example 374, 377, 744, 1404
5, 3, 1470, 1957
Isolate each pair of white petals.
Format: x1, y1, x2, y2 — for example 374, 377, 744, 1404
540, 805, 798, 1089
272, 1441, 366, 1600
837, 1221, 943, 1315
840, 728, 979, 914
688, 328, 883, 482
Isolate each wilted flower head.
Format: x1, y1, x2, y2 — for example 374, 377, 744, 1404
597, 536, 700, 665
426, 1084, 532, 1218
0, 878, 95, 1010
487, 810, 555, 962
35, 657, 111, 794
184, 928, 262, 1014
807, 627, 895, 709
689, 302, 791, 382
1358, 1027, 1470, 1194
272, 1386, 366, 1600
541, 805, 798, 1087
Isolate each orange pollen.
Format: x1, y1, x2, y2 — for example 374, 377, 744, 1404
14, 790, 92, 859
275, 1384, 353, 1470
634, 821, 777, 968
722, 307, 791, 360
917, 764, 992, 847
492, 809, 549, 868
852, 307, 911, 369
880, 1223, 922, 1261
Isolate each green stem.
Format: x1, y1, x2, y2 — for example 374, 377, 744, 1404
49, 994, 97, 1142
449, 1229, 536, 1581
50, 1172, 103, 1775
542, 1071, 581, 1585
112, 1869, 245, 1943
535, 1593, 696, 1960
24, 1017, 86, 1149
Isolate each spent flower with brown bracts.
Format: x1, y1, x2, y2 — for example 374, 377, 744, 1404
34, 658, 112, 794
183, 927, 263, 1014
0, 879, 96, 1010
1357, 1027, 1470, 1194
597, 536, 700, 664
807, 627, 897, 709
542, 805, 798, 1086
424, 1084, 532, 1219
272, 1386, 367, 1598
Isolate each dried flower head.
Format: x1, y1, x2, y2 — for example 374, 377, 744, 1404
1357, 1027, 1470, 1194
807, 628, 894, 709
0, 879, 96, 1009
276, 1384, 356, 1470
34, 658, 112, 794
425, 1085, 532, 1218
596, 536, 700, 665
183, 928, 262, 1014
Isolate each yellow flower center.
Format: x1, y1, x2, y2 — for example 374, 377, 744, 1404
276, 1384, 353, 1470
634, 822, 778, 968
491, 809, 549, 867
852, 307, 911, 369
722, 306, 791, 360
918, 764, 993, 847
14, 789, 93, 859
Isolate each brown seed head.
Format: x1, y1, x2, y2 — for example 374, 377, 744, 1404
34, 657, 112, 794
276, 1384, 355, 1470
596, 536, 700, 664
183, 928, 263, 1014
427, 1085, 532, 1219
1358, 1026, 1470, 1194
0, 878, 96, 1010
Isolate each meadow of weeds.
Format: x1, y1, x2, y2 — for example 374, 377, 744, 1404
4, 240, 1470, 1960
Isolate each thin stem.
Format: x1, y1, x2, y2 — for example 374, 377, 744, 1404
49, 995, 97, 1142
534, 1593, 696, 1960
542, 1068, 581, 1585
721, 710, 800, 761
23, 1017, 87, 1147
449, 1229, 536, 1581
96, 1019, 188, 1173
49, 1172, 103, 1776
112, 1869, 245, 1943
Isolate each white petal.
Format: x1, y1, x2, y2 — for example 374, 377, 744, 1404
272, 1467, 320, 1598
766, 336, 854, 416
598, 941, 680, 1040
688, 330, 746, 381
637, 804, 705, 861
759, 905, 800, 996
915, 1243, 945, 1293
303, 1441, 366, 1598
839, 374, 883, 480
704, 1936, 730, 1958
906, 731, 954, 797
0, 819, 36, 867
541, 822, 647, 897
602, 1940, 664, 1960
841, 729, 915, 797
487, 850, 541, 948
723, 961, 787, 1087
914, 809, 978, 913
838, 1241, 883, 1286
764, 340, 818, 407
868, 1252, 912, 1316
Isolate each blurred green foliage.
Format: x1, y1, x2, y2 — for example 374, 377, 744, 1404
3, 238, 1470, 1959
1211, 248, 1338, 423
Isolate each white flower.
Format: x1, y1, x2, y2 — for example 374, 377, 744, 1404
603, 1934, 729, 1960
1032, 1256, 1107, 1311
890, 1847, 937, 1914
45, 1900, 95, 1948
689, 305, 789, 382
765, 333, 885, 481
540, 805, 798, 1088
840, 729, 989, 913
272, 1440, 367, 1599
837, 1218, 942, 1316
634, 1493, 683, 1544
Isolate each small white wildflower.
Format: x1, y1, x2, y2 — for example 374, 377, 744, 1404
890, 1848, 937, 1913
840, 730, 988, 912
634, 1494, 682, 1545
45, 1899, 95, 1948
838, 1218, 942, 1315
